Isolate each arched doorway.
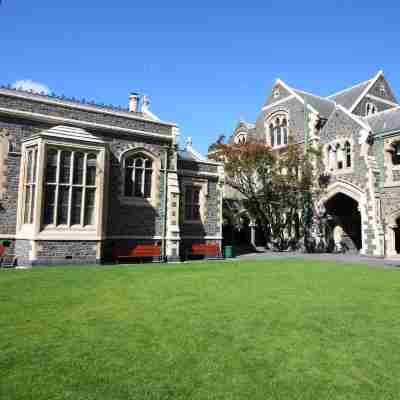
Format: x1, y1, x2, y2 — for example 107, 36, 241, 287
324, 192, 362, 253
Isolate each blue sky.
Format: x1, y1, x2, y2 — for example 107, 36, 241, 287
1, 1, 399, 153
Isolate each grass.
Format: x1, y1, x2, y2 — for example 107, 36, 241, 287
1, 259, 400, 400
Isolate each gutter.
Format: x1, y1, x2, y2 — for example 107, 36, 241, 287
161, 146, 170, 262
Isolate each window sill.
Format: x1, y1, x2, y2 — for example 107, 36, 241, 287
119, 196, 155, 207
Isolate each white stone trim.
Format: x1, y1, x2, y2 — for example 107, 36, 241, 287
327, 78, 373, 99
336, 104, 371, 132
349, 70, 384, 113
118, 147, 161, 208
366, 94, 399, 107
34, 125, 107, 144
383, 136, 400, 187
178, 169, 219, 178
275, 79, 319, 115
0, 88, 176, 127
261, 95, 295, 111
0, 107, 173, 141
181, 236, 223, 240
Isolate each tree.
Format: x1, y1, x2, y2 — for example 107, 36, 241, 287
211, 138, 325, 251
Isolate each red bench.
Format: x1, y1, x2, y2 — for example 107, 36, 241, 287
113, 244, 161, 263
186, 243, 222, 260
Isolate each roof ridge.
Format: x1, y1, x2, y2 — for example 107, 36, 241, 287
327, 78, 373, 99
294, 88, 335, 103
0, 83, 132, 114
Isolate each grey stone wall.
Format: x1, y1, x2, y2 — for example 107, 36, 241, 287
353, 97, 394, 116
105, 139, 166, 237
35, 240, 98, 265
255, 97, 307, 144
321, 108, 382, 255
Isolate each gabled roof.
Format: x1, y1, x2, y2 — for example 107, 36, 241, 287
293, 89, 335, 119
364, 106, 400, 133
327, 71, 383, 111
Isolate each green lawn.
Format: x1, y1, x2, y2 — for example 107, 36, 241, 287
1, 260, 400, 400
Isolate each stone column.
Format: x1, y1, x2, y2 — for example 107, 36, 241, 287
165, 147, 181, 262
249, 220, 256, 248
386, 225, 399, 257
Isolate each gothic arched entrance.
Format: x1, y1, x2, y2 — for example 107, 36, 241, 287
324, 192, 362, 253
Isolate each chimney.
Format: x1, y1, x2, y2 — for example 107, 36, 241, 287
129, 93, 140, 112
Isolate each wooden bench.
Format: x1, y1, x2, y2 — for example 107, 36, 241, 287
186, 243, 222, 260
113, 244, 162, 263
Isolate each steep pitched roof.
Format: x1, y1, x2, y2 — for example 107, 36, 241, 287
327, 71, 383, 111
293, 89, 335, 119
364, 106, 400, 133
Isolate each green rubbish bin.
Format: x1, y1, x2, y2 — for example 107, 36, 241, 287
224, 246, 234, 258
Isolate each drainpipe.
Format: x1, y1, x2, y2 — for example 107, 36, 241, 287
161, 146, 169, 262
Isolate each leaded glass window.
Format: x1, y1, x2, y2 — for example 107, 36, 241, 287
43, 148, 97, 227
23, 146, 38, 224
124, 155, 153, 198
185, 186, 201, 221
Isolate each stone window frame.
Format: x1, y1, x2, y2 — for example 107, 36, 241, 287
181, 178, 208, 224
42, 147, 98, 229
266, 111, 289, 149
383, 136, 400, 186
17, 136, 106, 240
325, 138, 354, 175
379, 83, 387, 97
119, 147, 161, 207
22, 145, 39, 225
234, 132, 247, 145
365, 102, 378, 116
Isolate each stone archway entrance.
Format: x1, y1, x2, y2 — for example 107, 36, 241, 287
324, 192, 362, 253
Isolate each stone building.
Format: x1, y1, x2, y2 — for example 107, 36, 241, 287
220, 70, 400, 258
0, 87, 223, 266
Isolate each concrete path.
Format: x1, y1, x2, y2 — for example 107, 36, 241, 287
235, 251, 400, 269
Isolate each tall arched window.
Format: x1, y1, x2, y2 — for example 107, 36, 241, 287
124, 155, 153, 198
344, 141, 351, 168
267, 113, 289, 148
269, 123, 274, 147
337, 144, 344, 170
282, 118, 288, 145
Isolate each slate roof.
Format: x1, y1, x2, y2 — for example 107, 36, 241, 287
293, 89, 336, 119
0, 85, 164, 123
178, 149, 198, 161
364, 107, 400, 133
327, 79, 372, 110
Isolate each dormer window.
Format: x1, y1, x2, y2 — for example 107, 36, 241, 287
267, 113, 289, 148
366, 102, 377, 116
273, 88, 280, 98
379, 83, 386, 96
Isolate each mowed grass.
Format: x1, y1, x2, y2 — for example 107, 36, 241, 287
1, 260, 400, 400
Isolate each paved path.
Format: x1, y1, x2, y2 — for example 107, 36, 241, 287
235, 251, 400, 269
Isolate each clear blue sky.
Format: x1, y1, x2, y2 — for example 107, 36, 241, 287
1, 1, 399, 153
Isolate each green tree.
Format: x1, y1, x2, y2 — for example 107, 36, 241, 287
212, 139, 325, 251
